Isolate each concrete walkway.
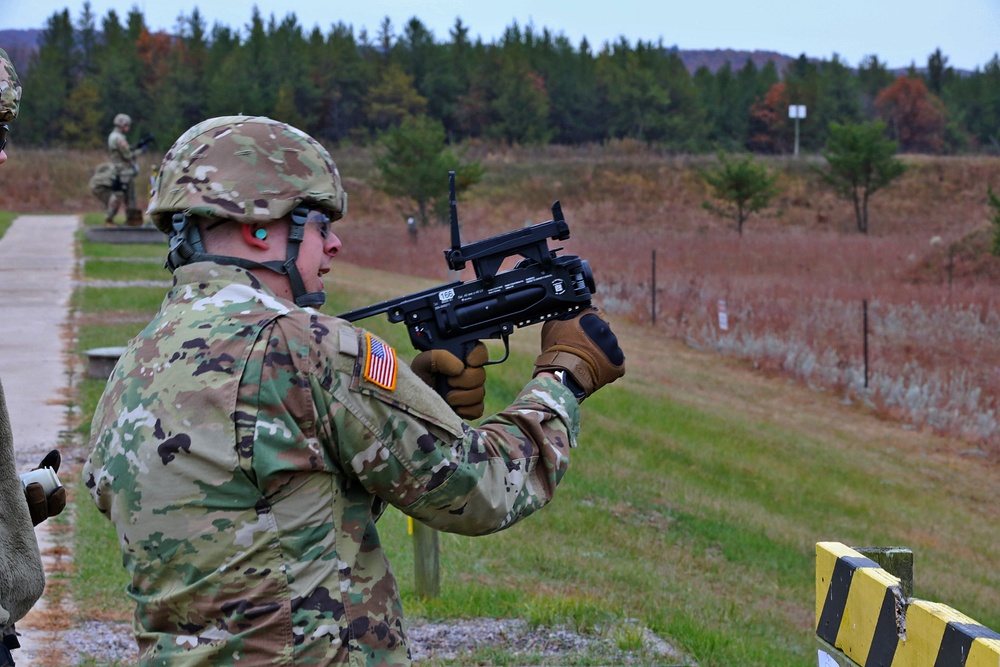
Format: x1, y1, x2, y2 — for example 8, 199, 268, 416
0, 214, 79, 666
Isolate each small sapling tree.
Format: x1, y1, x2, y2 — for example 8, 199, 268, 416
820, 120, 906, 234
701, 152, 780, 236
375, 115, 483, 226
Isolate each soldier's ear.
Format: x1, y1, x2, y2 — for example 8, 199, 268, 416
241, 224, 269, 250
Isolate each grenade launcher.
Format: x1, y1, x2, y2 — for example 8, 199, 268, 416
337, 171, 595, 375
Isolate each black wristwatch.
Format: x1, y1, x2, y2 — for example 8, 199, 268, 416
553, 369, 587, 401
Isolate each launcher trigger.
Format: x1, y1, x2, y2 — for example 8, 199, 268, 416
483, 335, 511, 366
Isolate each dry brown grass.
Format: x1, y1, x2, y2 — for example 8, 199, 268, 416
8, 145, 1000, 451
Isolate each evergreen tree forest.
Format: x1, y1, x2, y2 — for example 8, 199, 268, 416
11, 2, 1000, 155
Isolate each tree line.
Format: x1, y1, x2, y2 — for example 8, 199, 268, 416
12, 2, 1000, 155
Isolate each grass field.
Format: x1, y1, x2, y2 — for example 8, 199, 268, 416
61, 221, 1000, 666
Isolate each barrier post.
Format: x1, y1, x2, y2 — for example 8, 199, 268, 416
815, 542, 1000, 667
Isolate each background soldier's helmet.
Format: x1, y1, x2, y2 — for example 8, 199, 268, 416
0, 48, 21, 123
113, 113, 132, 128
147, 115, 348, 234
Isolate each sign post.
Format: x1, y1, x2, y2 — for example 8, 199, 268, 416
788, 104, 807, 156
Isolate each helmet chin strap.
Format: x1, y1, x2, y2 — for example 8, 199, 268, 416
165, 207, 326, 308
281, 208, 326, 307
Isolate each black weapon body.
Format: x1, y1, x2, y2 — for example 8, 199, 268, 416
135, 134, 155, 151
338, 172, 595, 371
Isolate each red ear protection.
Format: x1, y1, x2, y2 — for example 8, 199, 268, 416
241, 224, 269, 248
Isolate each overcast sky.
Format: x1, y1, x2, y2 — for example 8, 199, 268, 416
3, 0, 998, 71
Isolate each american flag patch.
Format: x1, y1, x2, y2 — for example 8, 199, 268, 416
364, 333, 397, 390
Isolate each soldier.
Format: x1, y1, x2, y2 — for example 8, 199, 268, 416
0, 46, 67, 667
83, 115, 625, 665
105, 112, 142, 226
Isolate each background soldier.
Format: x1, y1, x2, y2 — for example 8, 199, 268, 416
105, 113, 143, 226
0, 46, 67, 667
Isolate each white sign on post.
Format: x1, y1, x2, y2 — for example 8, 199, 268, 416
718, 299, 728, 331
817, 649, 839, 667
789, 104, 807, 119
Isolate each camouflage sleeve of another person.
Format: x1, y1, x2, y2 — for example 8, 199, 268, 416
0, 378, 45, 628
314, 324, 581, 536
0, 48, 21, 123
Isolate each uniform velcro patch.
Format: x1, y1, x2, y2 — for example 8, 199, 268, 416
364, 333, 397, 391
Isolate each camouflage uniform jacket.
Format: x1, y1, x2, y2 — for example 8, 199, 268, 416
0, 47, 21, 123
83, 262, 580, 666
0, 377, 46, 643
107, 128, 136, 181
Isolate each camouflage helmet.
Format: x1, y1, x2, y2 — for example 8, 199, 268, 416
147, 115, 348, 234
0, 48, 21, 123
113, 113, 132, 128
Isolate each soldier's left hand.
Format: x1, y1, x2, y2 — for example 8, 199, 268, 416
25, 449, 67, 527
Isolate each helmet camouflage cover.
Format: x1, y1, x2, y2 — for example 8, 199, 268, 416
113, 113, 132, 128
0, 48, 21, 123
147, 115, 348, 233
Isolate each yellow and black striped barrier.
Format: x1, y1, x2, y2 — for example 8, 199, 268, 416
816, 542, 1000, 667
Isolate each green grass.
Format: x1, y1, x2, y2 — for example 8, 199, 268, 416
69, 254, 1000, 666
84, 243, 167, 259
72, 285, 166, 313
0, 211, 14, 239
83, 258, 170, 282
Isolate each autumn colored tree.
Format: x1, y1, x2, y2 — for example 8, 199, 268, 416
747, 82, 791, 153
820, 121, 906, 234
701, 152, 780, 236
874, 76, 947, 153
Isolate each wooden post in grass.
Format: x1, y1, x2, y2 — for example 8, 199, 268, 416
651, 249, 657, 325
862, 300, 869, 389
412, 518, 440, 598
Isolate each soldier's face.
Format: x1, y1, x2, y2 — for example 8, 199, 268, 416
295, 213, 342, 295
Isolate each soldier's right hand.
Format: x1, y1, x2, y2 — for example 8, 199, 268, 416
533, 307, 625, 400
412, 343, 489, 420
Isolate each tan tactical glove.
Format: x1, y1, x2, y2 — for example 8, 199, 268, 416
533, 308, 625, 400
25, 449, 67, 527
412, 342, 489, 420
